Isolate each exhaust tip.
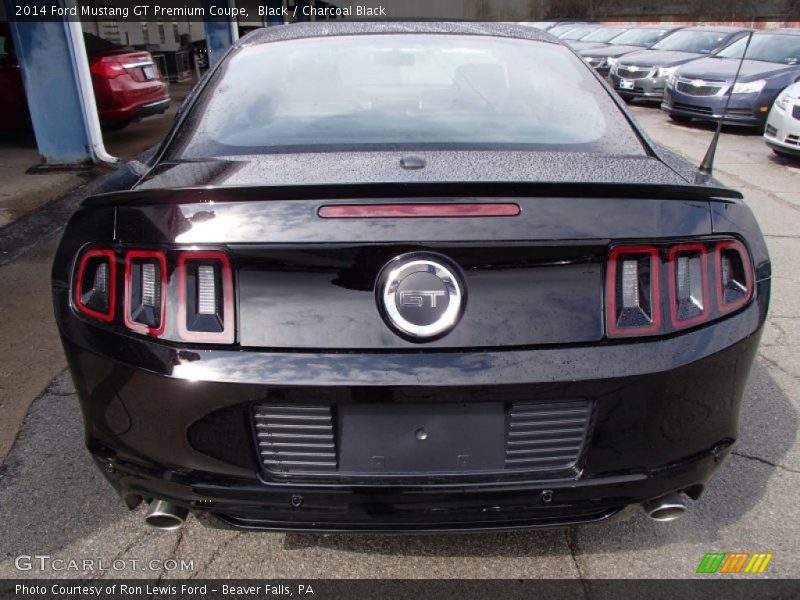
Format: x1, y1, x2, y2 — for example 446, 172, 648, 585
145, 500, 188, 531
642, 493, 688, 522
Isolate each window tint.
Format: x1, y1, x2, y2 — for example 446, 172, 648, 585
716, 34, 800, 65
83, 33, 122, 53
561, 27, 598, 40
651, 30, 733, 54
173, 35, 645, 158
582, 28, 628, 43
610, 28, 672, 47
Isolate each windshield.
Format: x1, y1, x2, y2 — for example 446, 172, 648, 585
610, 28, 673, 47
581, 28, 628, 43
561, 27, 598, 40
520, 22, 554, 30
651, 30, 735, 54
716, 33, 800, 65
173, 34, 645, 158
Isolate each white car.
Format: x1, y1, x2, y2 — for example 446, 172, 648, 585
764, 82, 800, 158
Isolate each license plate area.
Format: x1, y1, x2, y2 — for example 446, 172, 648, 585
619, 79, 635, 90
338, 403, 505, 476
143, 65, 156, 80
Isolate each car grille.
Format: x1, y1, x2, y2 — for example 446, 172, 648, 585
254, 400, 592, 479
616, 65, 652, 80
673, 102, 714, 115
676, 79, 725, 97
254, 405, 337, 474
785, 135, 800, 147
793, 105, 800, 121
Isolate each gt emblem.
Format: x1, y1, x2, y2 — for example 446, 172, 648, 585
377, 253, 465, 341
399, 290, 446, 308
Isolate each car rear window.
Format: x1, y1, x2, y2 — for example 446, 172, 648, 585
651, 30, 734, 54
172, 34, 646, 158
716, 33, 800, 65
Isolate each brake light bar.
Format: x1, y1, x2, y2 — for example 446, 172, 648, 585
318, 203, 521, 218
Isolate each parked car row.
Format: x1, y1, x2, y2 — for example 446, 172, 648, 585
525, 21, 800, 158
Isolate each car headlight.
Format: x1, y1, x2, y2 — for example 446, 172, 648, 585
731, 79, 767, 95
667, 72, 679, 88
656, 66, 677, 79
775, 92, 792, 111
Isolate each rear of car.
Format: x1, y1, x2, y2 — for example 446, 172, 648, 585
663, 30, 800, 129
609, 27, 750, 101
84, 34, 170, 127
764, 82, 800, 156
53, 23, 770, 532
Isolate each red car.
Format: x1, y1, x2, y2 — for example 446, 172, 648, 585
0, 25, 170, 131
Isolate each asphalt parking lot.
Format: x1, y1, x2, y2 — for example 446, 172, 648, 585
0, 104, 798, 581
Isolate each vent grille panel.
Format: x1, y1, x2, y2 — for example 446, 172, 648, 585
505, 400, 591, 471
254, 405, 337, 474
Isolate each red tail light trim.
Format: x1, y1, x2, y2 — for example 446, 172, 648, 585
606, 245, 662, 338
90, 58, 126, 79
714, 240, 754, 314
667, 243, 710, 329
74, 248, 116, 322
318, 203, 521, 218
124, 250, 168, 336
177, 251, 235, 343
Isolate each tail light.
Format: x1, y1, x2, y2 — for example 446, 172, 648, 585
90, 58, 126, 79
124, 251, 167, 336
606, 239, 754, 338
177, 251, 234, 343
715, 240, 753, 314
668, 243, 709, 329
74, 249, 116, 322
606, 245, 661, 337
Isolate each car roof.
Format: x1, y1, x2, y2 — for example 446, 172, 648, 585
241, 21, 559, 47
764, 28, 800, 35
681, 26, 750, 32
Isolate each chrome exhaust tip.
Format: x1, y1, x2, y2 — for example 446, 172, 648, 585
642, 492, 688, 522
145, 500, 188, 531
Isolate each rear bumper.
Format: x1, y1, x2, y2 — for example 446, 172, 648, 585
56, 281, 768, 531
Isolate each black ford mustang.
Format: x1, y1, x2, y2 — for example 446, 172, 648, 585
53, 22, 770, 532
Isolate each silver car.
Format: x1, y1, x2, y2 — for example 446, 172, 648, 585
764, 82, 800, 158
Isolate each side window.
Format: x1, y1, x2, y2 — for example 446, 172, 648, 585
0, 34, 9, 61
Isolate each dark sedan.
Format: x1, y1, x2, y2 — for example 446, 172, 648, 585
53, 22, 769, 533
580, 26, 684, 77
609, 26, 751, 102
663, 29, 800, 129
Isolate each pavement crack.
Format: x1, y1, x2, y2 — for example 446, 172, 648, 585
732, 451, 800, 475
190, 530, 243, 578
758, 353, 800, 383
564, 528, 590, 599
157, 528, 185, 582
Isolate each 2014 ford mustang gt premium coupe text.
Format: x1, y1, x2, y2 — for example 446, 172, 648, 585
53, 22, 770, 532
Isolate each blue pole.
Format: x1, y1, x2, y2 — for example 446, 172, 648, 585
201, 0, 238, 68
5, 6, 95, 164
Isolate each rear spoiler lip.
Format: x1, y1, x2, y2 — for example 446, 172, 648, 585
82, 181, 743, 208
